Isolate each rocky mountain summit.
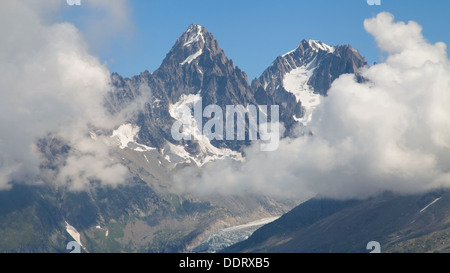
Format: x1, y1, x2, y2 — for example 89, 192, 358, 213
109, 24, 367, 154
253, 39, 367, 127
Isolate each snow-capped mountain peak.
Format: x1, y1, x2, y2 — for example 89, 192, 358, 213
161, 24, 226, 67
183, 24, 206, 47
252, 39, 367, 127
307, 40, 335, 53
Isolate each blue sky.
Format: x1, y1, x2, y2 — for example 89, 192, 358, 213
61, 0, 450, 80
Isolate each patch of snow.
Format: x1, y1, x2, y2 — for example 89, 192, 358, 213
65, 221, 83, 248
308, 40, 335, 53
95, 225, 109, 237
169, 93, 201, 117
111, 124, 156, 152
193, 138, 244, 167
180, 49, 203, 65
167, 94, 244, 167
169, 93, 203, 141
163, 140, 243, 167
282, 60, 322, 125
420, 197, 441, 213
111, 124, 139, 149
134, 144, 156, 152
164, 142, 192, 163
183, 25, 205, 47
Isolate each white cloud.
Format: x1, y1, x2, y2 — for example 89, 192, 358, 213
173, 12, 450, 200
0, 1, 132, 190
56, 136, 131, 191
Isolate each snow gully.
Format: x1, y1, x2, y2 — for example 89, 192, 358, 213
171, 98, 280, 152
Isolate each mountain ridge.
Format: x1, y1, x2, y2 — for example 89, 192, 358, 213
223, 190, 450, 253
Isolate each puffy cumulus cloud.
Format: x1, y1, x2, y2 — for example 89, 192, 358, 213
0, 1, 136, 190
173, 12, 450, 200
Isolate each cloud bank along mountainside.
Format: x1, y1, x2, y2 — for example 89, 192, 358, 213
0, 0, 140, 191
173, 12, 450, 200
